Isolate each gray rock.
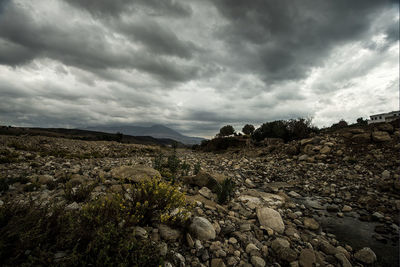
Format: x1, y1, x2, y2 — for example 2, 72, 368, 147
65, 202, 80, 211
211, 258, 226, 267
299, 249, 316, 267
319, 240, 337, 255
110, 165, 161, 183
158, 224, 181, 241
271, 238, 290, 251
182, 171, 223, 192
133, 226, 148, 239
245, 243, 259, 254
288, 191, 301, 198
335, 253, 352, 267
372, 131, 392, 142
257, 207, 285, 233
303, 217, 319, 230
382, 170, 391, 179
190, 216, 216, 241
199, 187, 213, 199
299, 155, 309, 161
251, 256, 266, 267
354, 247, 377, 264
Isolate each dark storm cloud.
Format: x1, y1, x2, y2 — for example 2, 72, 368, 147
0, 2, 199, 82
64, 0, 192, 17
116, 19, 198, 59
211, 0, 394, 82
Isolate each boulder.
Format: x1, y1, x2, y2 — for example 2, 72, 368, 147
189, 217, 216, 241
263, 138, 284, 146
372, 131, 392, 142
251, 256, 266, 267
351, 133, 370, 143
158, 224, 181, 241
319, 240, 337, 255
300, 138, 313, 146
29, 175, 53, 185
299, 249, 316, 267
348, 128, 365, 134
257, 207, 285, 233
211, 258, 226, 267
335, 253, 352, 267
271, 238, 290, 251
182, 171, 223, 192
377, 123, 394, 133
303, 217, 319, 230
198, 187, 213, 199
110, 165, 161, 183
354, 247, 377, 264
320, 146, 331, 154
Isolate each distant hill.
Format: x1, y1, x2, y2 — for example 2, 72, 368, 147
0, 126, 183, 147
84, 124, 205, 145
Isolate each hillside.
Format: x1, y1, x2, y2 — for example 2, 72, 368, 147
0, 126, 183, 147
85, 124, 205, 145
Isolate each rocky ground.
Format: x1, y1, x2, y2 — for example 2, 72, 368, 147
0, 123, 399, 267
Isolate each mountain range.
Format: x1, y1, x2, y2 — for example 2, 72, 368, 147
84, 124, 205, 145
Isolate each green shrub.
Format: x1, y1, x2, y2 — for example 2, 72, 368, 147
180, 161, 190, 176
216, 178, 235, 204
0, 178, 8, 192
126, 178, 191, 225
252, 118, 318, 142
64, 182, 96, 203
0, 149, 20, 164
23, 183, 40, 192
193, 162, 201, 175
0, 201, 164, 267
153, 152, 164, 171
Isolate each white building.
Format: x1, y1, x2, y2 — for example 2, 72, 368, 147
368, 111, 400, 124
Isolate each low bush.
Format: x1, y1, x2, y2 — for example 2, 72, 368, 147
125, 178, 191, 225
193, 162, 201, 175
252, 118, 318, 142
0, 200, 164, 266
216, 178, 235, 204
0, 177, 190, 266
64, 182, 96, 203
0, 149, 20, 164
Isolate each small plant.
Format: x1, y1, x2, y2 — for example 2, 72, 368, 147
64, 182, 96, 203
193, 162, 201, 175
153, 149, 183, 183
23, 182, 40, 192
0, 178, 8, 192
167, 151, 180, 180
216, 178, 235, 204
0, 149, 20, 164
153, 152, 164, 171
180, 161, 190, 176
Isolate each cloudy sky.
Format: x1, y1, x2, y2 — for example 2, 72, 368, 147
0, 0, 398, 137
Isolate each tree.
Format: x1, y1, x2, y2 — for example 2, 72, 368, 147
356, 117, 368, 126
242, 124, 255, 135
218, 125, 235, 137
330, 119, 348, 130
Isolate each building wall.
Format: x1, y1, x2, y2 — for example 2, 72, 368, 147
368, 111, 400, 124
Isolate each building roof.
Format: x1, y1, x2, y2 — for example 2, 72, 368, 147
370, 110, 400, 117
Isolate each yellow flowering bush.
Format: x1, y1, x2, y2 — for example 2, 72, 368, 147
80, 178, 191, 227
127, 178, 191, 225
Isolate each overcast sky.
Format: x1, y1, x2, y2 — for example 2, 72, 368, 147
0, 0, 398, 137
